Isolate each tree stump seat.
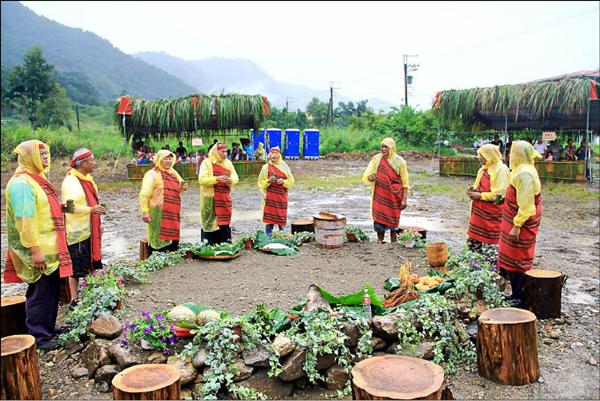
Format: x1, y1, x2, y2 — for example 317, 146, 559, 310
1, 334, 42, 400
523, 269, 566, 319
1, 295, 27, 338
112, 364, 180, 400
291, 219, 315, 234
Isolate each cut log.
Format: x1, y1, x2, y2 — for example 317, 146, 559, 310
0, 296, 27, 338
291, 219, 314, 234
139, 239, 150, 262
477, 307, 539, 385
398, 226, 427, 240
112, 364, 180, 400
58, 277, 72, 304
523, 269, 566, 319
351, 355, 444, 400
1, 334, 42, 400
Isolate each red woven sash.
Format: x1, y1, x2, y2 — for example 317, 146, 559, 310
372, 156, 403, 228
467, 171, 503, 244
212, 163, 232, 225
158, 169, 181, 241
263, 164, 288, 226
4, 172, 73, 283
498, 184, 542, 273
75, 175, 103, 265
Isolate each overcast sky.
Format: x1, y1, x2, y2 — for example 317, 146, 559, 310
21, 1, 600, 110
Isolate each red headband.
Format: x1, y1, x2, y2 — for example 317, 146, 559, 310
70, 151, 93, 168
217, 144, 227, 150
38, 144, 46, 150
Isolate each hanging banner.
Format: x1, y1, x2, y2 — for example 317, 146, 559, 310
191, 137, 203, 147
543, 131, 557, 141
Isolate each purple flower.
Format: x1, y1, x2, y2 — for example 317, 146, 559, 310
144, 328, 150, 335
161, 337, 167, 343
160, 325, 166, 330
156, 315, 165, 321
121, 339, 128, 346
149, 324, 155, 331
170, 341, 175, 346
142, 310, 150, 318
163, 350, 169, 356
129, 324, 138, 330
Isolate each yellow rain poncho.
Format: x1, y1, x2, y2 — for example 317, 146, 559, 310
362, 137, 410, 195
508, 140, 542, 227
62, 168, 98, 245
473, 144, 510, 201
5, 140, 61, 283
253, 143, 267, 161
198, 144, 239, 232
258, 147, 294, 225
139, 150, 183, 249
257, 148, 294, 196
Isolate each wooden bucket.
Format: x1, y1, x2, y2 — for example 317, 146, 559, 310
426, 242, 448, 268
523, 269, 566, 319
313, 213, 346, 249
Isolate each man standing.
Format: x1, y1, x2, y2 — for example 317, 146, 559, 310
533, 136, 547, 157
491, 134, 505, 156
4, 140, 73, 351
62, 148, 106, 310
362, 138, 410, 243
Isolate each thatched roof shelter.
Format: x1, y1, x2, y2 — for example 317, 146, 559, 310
115, 94, 270, 141
434, 70, 599, 131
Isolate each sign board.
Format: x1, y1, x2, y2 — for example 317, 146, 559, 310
191, 137, 203, 147
543, 131, 556, 141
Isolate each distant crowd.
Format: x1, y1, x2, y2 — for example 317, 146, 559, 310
475, 134, 593, 162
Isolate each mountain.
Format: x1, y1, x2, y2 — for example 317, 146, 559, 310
135, 52, 394, 111
1, 1, 195, 101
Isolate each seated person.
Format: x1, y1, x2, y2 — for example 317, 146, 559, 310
179, 155, 190, 164
176, 141, 187, 158
230, 142, 243, 161
547, 140, 563, 161
564, 138, 577, 161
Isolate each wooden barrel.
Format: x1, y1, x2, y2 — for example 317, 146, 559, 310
112, 364, 180, 400
522, 269, 566, 319
291, 219, 315, 234
1, 335, 42, 400
0, 296, 27, 338
313, 213, 346, 249
351, 355, 444, 400
398, 226, 427, 240
426, 242, 447, 268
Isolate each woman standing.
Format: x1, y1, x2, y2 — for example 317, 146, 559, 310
466, 144, 510, 266
258, 146, 294, 238
139, 150, 188, 255
199, 143, 239, 245
498, 141, 543, 306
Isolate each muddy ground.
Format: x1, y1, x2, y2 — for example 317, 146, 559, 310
1, 155, 599, 399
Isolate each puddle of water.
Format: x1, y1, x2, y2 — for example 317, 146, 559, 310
564, 291, 596, 305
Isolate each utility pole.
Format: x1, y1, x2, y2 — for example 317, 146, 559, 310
328, 81, 341, 127
285, 97, 294, 112
403, 54, 419, 107
76, 104, 80, 131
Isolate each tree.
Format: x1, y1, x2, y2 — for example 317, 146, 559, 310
4, 47, 57, 127
305, 97, 328, 127
37, 85, 72, 129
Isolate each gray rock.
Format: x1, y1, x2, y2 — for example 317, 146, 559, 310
242, 345, 270, 367
71, 365, 90, 379
342, 323, 360, 348
397, 341, 436, 360
236, 369, 294, 399
279, 348, 307, 381
109, 344, 143, 368
193, 373, 205, 384
89, 315, 123, 340
232, 359, 254, 381
95, 381, 111, 393
372, 315, 399, 341
192, 348, 207, 370
146, 351, 167, 364
325, 366, 349, 391
303, 284, 332, 312
55, 349, 69, 364
80, 340, 111, 376
167, 356, 197, 385
273, 334, 295, 357
64, 340, 85, 355
588, 357, 598, 366
466, 322, 478, 338
370, 336, 387, 351
95, 364, 121, 384
316, 353, 336, 371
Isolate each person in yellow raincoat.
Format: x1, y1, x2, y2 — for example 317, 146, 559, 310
253, 142, 267, 161
465, 144, 510, 266
4, 140, 73, 351
257, 146, 294, 238
362, 138, 410, 243
198, 143, 239, 244
62, 148, 106, 310
498, 140, 543, 306
139, 150, 188, 255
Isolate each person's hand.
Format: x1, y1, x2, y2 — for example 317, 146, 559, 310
509, 226, 521, 242
31, 247, 47, 271
400, 199, 408, 210
181, 182, 189, 191
217, 175, 232, 184
91, 205, 106, 215
469, 191, 482, 200
277, 178, 284, 185
267, 176, 276, 183
142, 212, 151, 223
368, 174, 376, 182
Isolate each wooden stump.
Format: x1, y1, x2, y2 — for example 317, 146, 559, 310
523, 269, 566, 319
1, 334, 42, 400
477, 307, 539, 385
351, 355, 444, 400
0, 296, 27, 338
139, 240, 150, 261
112, 364, 180, 400
291, 219, 315, 234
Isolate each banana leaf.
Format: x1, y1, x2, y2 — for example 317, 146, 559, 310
316, 284, 385, 316
253, 230, 299, 256
383, 277, 401, 292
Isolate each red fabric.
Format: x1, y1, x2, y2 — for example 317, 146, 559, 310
116, 96, 133, 115
262, 165, 288, 226
212, 163, 232, 226
73, 174, 103, 265
4, 172, 73, 283
498, 184, 542, 273
70, 151, 93, 168
467, 171, 503, 244
158, 169, 181, 241
434, 92, 443, 109
590, 80, 599, 101
372, 157, 404, 228
262, 97, 270, 116
217, 144, 227, 151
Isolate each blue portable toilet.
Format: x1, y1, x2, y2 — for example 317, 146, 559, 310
284, 129, 300, 159
252, 129, 265, 153
303, 129, 320, 159
266, 128, 282, 153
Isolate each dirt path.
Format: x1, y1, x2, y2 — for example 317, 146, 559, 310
1, 157, 599, 399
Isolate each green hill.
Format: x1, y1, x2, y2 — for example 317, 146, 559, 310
1, 1, 196, 101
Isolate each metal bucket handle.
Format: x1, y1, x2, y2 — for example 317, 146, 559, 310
561, 274, 568, 289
